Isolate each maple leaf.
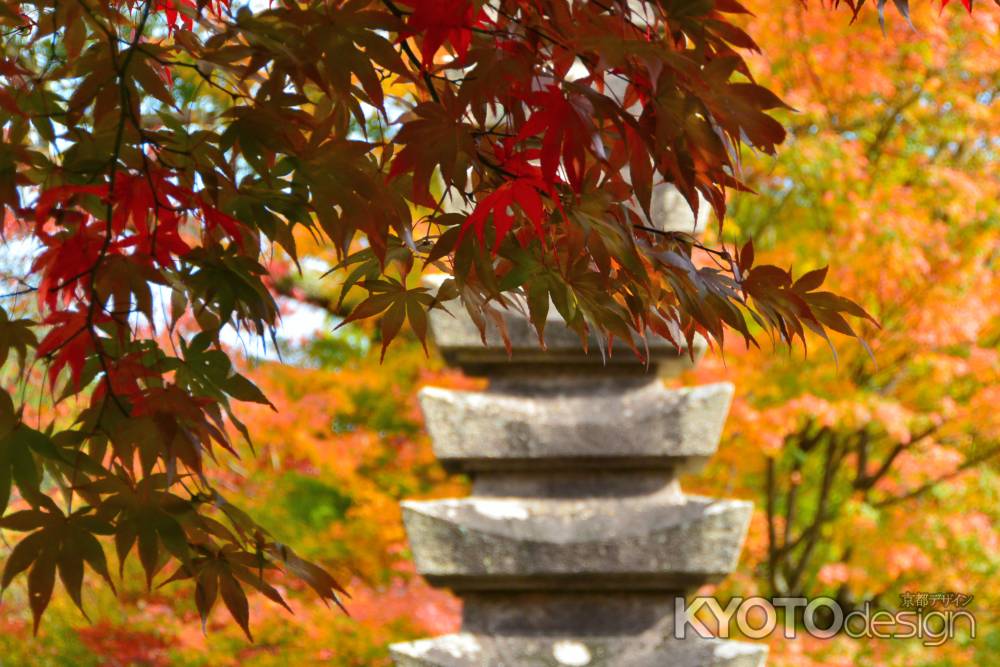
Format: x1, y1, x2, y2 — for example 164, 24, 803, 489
0, 307, 37, 370
159, 550, 261, 640
33, 184, 108, 233
36, 309, 110, 391
940, 0, 974, 11
199, 202, 245, 244
266, 542, 349, 612
126, 384, 236, 474
398, 0, 487, 66
0, 505, 115, 633
88, 347, 168, 408
388, 103, 477, 208
109, 171, 213, 261
459, 143, 564, 250
145, 0, 231, 32
337, 278, 436, 359
515, 85, 598, 192
31, 220, 107, 311
0, 423, 61, 514
89, 473, 193, 588
32, 174, 198, 312
111, 173, 157, 235
716, 79, 791, 154
460, 179, 545, 249
742, 263, 877, 357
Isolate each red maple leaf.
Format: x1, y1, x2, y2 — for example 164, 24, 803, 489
514, 85, 600, 192
121, 0, 233, 32
398, 0, 487, 67
460, 142, 564, 250
199, 202, 244, 244
940, 0, 973, 11
461, 180, 544, 249
111, 171, 241, 259
31, 219, 108, 310
36, 309, 110, 390
34, 184, 108, 236
92, 351, 164, 408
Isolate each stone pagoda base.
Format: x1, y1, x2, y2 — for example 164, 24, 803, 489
391, 286, 766, 667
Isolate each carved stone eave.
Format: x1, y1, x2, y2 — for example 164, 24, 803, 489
422, 280, 707, 377
419, 382, 733, 473
402, 496, 751, 591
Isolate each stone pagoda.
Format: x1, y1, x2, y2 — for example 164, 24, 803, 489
390, 190, 765, 665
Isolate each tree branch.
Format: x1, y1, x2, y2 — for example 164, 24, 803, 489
874, 442, 1000, 508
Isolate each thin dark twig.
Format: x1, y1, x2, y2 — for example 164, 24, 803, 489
380, 0, 442, 104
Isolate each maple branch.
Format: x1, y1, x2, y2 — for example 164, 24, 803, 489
0, 267, 96, 300
765, 456, 781, 593
476, 154, 519, 180
0, 285, 37, 299
783, 467, 800, 548
633, 225, 732, 259
865, 85, 926, 167
765, 417, 997, 599
765, 425, 842, 597
74, 0, 118, 50
380, 0, 442, 104
83, 0, 152, 416
785, 430, 845, 594
132, 44, 248, 102
853, 425, 937, 493
634, 224, 743, 286
270, 278, 351, 320
873, 441, 1000, 508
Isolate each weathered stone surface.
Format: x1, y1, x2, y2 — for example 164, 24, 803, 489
390, 634, 766, 667
648, 182, 710, 236
391, 593, 767, 666
468, 471, 682, 499
402, 495, 751, 591
460, 593, 686, 635
428, 313, 705, 377
419, 381, 733, 472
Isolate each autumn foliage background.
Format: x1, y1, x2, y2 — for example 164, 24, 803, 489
0, 1, 997, 666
